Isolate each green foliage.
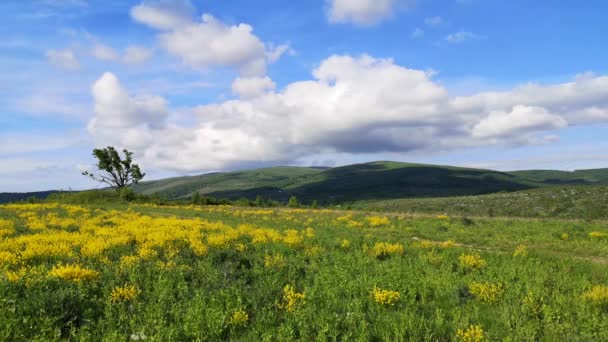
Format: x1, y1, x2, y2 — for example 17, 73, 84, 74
287, 196, 299, 208
254, 195, 264, 207
83, 146, 145, 190
191, 192, 201, 205
311, 200, 319, 209
118, 187, 135, 201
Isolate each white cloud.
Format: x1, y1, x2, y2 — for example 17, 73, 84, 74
326, 0, 400, 26
266, 43, 294, 63
411, 27, 424, 38
424, 16, 443, 26
123, 45, 153, 64
130, 0, 194, 30
88, 72, 169, 142
46, 49, 80, 71
131, 2, 292, 75
446, 31, 482, 43
91, 43, 119, 61
159, 14, 267, 76
231, 76, 276, 99
472, 105, 567, 139
87, 55, 608, 173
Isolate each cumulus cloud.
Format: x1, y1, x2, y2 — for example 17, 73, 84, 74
472, 106, 567, 139
231, 76, 276, 99
122, 45, 153, 64
46, 49, 80, 71
88, 72, 169, 149
326, 0, 399, 26
87, 55, 608, 172
130, 0, 194, 30
131, 2, 287, 76
159, 14, 267, 76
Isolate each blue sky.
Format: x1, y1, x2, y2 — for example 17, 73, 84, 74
1, 0, 608, 192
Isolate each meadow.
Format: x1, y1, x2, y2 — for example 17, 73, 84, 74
1, 202, 608, 340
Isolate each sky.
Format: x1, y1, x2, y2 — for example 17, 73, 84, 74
1, 0, 608, 192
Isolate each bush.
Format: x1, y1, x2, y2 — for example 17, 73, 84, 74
119, 187, 135, 201
287, 196, 299, 208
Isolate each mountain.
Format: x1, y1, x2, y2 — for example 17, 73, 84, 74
131, 161, 608, 204
0, 191, 60, 204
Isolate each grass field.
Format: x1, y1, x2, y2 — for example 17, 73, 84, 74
1, 202, 608, 340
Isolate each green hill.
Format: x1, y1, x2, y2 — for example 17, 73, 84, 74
131, 161, 608, 204
353, 185, 608, 219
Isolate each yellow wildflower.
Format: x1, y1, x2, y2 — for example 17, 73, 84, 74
49, 264, 99, 282
228, 309, 249, 326
456, 325, 486, 342
280, 284, 305, 312
583, 285, 608, 306
235, 243, 246, 252
340, 239, 350, 249
110, 284, 141, 303
469, 282, 504, 303
369, 242, 404, 259
5, 268, 27, 282
366, 216, 390, 227
304, 227, 315, 238
459, 253, 486, 269
120, 255, 140, 267
0, 251, 18, 265
371, 287, 400, 306
264, 254, 286, 268
437, 214, 450, 220
589, 231, 608, 239
513, 244, 528, 257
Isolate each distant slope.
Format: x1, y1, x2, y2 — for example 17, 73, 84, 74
508, 169, 608, 185
353, 185, 608, 219
132, 166, 324, 199
0, 191, 60, 204
132, 161, 570, 203
5, 162, 608, 210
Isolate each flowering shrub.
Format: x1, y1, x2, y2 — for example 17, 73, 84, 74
456, 325, 485, 341
280, 284, 305, 312
459, 253, 486, 269
469, 282, 504, 303
583, 285, 608, 307
371, 287, 401, 306
366, 216, 390, 227
369, 242, 404, 259
228, 309, 249, 326
49, 264, 99, 282
110, 284, 141, 303
513, 244, 528, 257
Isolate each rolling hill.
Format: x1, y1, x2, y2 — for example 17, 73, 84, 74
132, 161, 608, 204
0, 191, 60, 204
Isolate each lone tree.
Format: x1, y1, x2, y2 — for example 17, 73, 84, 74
82, 146, 145, 190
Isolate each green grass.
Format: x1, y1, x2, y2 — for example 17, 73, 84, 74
1, 202, 608, 340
